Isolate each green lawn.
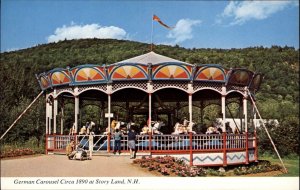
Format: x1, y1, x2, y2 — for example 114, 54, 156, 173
260, 156, 299, 177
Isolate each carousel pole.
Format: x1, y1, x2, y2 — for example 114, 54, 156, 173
246, 89, 288, 173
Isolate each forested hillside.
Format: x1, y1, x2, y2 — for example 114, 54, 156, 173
0, 39, 299, 155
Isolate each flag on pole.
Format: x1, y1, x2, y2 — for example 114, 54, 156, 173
153, 15, 173, 29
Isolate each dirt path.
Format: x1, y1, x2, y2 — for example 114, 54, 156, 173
1, 155, 159, 177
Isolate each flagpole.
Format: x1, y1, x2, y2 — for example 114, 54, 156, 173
151, 14, 154, 51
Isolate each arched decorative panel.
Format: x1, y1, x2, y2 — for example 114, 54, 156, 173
71, 66, 106, 85
194, 66, 226, 82
152, 64, 192, 80
109, 64, 148, 81
49, 69, 71, 86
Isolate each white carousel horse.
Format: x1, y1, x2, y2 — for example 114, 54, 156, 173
183, 119, 189, 127
187, 121, 196, 134
152, 121, 164, 135
172, 122, 182, 135
86, 121, 96, 135
172, 121, 196, 135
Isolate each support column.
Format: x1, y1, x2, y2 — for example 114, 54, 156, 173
243, 91, 249, 164
148, 93, 152, 130
188, 82, 193, 123
221, 86, 227, 166
49, 99, 53, 134
147, 82, 153, 134
188, 94, 193, 123
53, 98, 58, 134
45, 99, 49, 135
74, 95, 79, 134
243, 97, 248, 133
221, 86, 227, 132
108, 94, 111, 133
221, 95, 226, 132
107, 94, 111, 153
239, 98, 243, 133
60, 104, 64, 135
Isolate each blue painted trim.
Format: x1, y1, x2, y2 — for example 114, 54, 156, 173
71, 64, 105, 70
70, 80, 108, 86
227, 154, 246, 161
193, 155, 223, 162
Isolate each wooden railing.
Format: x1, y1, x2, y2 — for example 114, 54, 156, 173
46, 133, 256, 153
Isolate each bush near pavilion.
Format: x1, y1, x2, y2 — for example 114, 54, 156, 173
132, 156, 282, 176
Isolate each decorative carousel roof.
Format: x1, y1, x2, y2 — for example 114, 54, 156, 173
36, 51, 263, 92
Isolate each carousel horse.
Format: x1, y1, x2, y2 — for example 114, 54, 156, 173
183, 118, 189, 127
172, 122, 182, 135
86, 121, 95, 135
187, 121, 196, 134
205, 126, 220, 134
152, 121, 164, 135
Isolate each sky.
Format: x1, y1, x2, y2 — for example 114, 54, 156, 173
1, 0, 299, 52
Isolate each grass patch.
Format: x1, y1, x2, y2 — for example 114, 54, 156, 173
0, 137, 45, 158
260, 155, 299, 177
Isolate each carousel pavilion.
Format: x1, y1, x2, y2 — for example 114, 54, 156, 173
36, 51, 263, 166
